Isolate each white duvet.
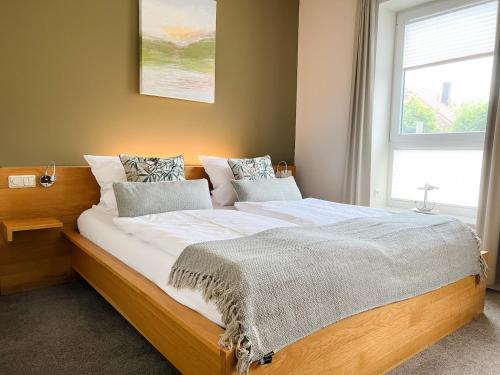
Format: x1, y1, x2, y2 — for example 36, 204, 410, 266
234, 198, 391, 225
113, 209, 296, 259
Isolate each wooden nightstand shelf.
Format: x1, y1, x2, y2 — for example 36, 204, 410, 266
0, 217, 76, 295
2, 217, 63, 242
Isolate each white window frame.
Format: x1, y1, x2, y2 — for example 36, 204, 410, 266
387, 0, 495, 218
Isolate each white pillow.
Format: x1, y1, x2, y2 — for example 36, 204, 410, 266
84, 155, 127, 214
198, 155, 234, 189
211, 182, 238, 206
199, 155, 237, 206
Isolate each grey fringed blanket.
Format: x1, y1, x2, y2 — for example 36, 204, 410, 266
169, 213, 484, 374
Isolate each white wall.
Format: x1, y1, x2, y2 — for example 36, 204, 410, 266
294, 0, 357, 201
370, 5, 397, 207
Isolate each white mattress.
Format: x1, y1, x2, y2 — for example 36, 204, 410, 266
235, 198, 391, 225
77, 207, 294, 326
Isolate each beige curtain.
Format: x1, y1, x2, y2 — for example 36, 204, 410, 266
343, 0, 378, 205
478, 6, 500, 288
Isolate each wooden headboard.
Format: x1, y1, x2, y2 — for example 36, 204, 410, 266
0, 165, 295, 295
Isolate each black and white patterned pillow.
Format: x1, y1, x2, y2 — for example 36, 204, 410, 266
119, 154, 185, 182
227, 155, 275, 180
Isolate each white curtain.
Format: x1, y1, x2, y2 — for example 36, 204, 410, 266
343, 0, 378, 205
478, 3, 500, 288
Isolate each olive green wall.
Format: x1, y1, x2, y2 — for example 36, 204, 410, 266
0, 0, 298, 166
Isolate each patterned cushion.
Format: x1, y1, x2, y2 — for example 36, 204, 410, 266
119, 154, 185, 182
227, 155, 275, 180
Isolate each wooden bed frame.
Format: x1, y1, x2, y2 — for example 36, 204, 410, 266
1, 166, 487, 375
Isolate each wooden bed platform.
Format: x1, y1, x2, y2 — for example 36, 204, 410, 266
1, 166, 487, 374
63, 229, 487, 375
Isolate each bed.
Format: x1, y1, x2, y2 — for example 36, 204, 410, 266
0, 166, 486, 375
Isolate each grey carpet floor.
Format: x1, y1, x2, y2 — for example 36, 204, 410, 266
1, 280, 499, 375
0, 280, 178, 375
390, 289, 500, 375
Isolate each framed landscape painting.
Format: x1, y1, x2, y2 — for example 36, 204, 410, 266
140, 0, 216, 103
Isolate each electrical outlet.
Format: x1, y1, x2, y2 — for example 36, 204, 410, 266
8, 175, 36, 188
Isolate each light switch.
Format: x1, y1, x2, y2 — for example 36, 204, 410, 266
8, 175, 37, 188
25, 175, 36, 186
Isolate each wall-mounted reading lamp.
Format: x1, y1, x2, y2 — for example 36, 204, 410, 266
40, 161, 56, 188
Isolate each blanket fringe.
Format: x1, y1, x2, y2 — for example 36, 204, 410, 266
169, 268, 253, 374
479, 250, 488, 283
467, 227, 488, 283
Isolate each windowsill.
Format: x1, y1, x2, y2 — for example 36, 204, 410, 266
382, 205, 477, 227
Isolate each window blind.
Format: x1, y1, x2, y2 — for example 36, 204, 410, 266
403, 1, 498, 69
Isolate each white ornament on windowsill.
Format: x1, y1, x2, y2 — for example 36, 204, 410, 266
413, 183, 440, 214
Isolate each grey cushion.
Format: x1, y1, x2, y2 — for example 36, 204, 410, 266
113, 179, 212, 217
227, 155, 275, 180
230, 176, 302, 202
119, 154, 185, 182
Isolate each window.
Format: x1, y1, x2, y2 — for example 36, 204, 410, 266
389, 0, 498, 216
